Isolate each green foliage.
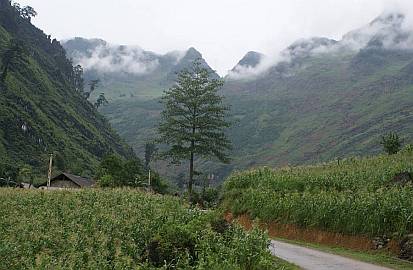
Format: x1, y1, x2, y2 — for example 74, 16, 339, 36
381, 132, 402, 155
158, 61, 231, 163
96, 155, 169, 192
0, 0, 134, 174
222, 152, 413, 237
402, 144, 413, 154
96, 154, 143, 187
17, 164, 33, 183
158, 61, 231, 198
201, 187, 220, 208
97, 39, 413, 186
0, 189, 286, 269
11, 2, 37, 21
0, 161, 18, 179
98, 174, 115, 187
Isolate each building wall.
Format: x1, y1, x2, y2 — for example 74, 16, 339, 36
50, 179, 79, 188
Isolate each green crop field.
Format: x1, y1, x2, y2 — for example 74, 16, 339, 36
0, 189, 295, 270
222, 149, 413, 238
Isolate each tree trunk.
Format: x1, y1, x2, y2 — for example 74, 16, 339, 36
1, 66, 8, 83
189, 149, 194, 204
188, 122, 196, 204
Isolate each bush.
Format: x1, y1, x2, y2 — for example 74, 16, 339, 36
381, 132, 402, 155
95, 155, 169, 192
98, 174, 115, 187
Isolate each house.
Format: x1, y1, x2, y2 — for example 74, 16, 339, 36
40, 173, 95, 189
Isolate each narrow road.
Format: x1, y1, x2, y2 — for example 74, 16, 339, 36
270, 240, 393, 270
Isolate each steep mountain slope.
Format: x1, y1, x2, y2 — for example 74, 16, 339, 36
64, 12, 413, 185
0, 0, 134, 176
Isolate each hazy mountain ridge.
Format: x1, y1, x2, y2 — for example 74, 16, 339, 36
229, 12, 413, 81
66, 12, 413, 184
63, 38, 216, 101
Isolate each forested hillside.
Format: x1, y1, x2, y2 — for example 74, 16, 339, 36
0, 0, 134, 177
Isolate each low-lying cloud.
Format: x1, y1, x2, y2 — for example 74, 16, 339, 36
72, 44, 160, 74
228, 9, 413, 80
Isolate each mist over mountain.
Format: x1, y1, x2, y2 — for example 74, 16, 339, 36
60, 11, 413, 184
63, 38, 216, 101
229, 12, 413, 80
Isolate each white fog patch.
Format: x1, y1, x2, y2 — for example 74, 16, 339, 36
73, 44, 159, 74
341, 11, 413, 51
228, 8, 413, 80
227, 54, 286, 80
228, 38, 338, 80
165, 50, 186, 64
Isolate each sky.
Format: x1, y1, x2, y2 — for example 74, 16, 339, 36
17, 0, 413, 75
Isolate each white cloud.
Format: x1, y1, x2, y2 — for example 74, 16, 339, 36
17, 0, 413, 75
72, 44, 159, 74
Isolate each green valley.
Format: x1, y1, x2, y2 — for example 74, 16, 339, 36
64, 13, 413, 184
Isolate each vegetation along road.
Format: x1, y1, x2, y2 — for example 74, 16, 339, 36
270, 240, 392, 270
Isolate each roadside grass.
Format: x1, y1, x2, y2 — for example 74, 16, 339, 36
272, 256, 301, 270
275, 237, 413, 270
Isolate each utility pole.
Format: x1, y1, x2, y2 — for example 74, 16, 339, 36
148, 169, 151, 187
47, 154, 53, 188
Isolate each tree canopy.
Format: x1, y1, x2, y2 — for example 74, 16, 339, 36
157, 61, 231, 201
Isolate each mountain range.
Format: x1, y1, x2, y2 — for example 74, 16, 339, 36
62, 12, 413, 184
63, 38, 215, 101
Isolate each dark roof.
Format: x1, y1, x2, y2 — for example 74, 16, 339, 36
51, 173, 95, 187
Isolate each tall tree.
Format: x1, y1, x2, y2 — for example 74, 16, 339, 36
158, 61, 231, 202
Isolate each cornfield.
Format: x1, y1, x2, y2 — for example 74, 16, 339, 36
0, 189, 285, 270
223, 151, 413, 237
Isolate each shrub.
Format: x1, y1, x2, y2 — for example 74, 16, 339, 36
381, 132, 402, 155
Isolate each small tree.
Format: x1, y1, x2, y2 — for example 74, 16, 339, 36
20, 6, 37, 21
381, 132, 402, 155
95, 93, 108, 108
158, 61, 231, 202
96, 155, 145, 187
18, 164, 33, 187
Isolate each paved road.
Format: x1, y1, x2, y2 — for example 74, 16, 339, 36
270, 240, 393, 270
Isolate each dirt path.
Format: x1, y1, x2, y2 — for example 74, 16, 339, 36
270, 240, 393, 270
